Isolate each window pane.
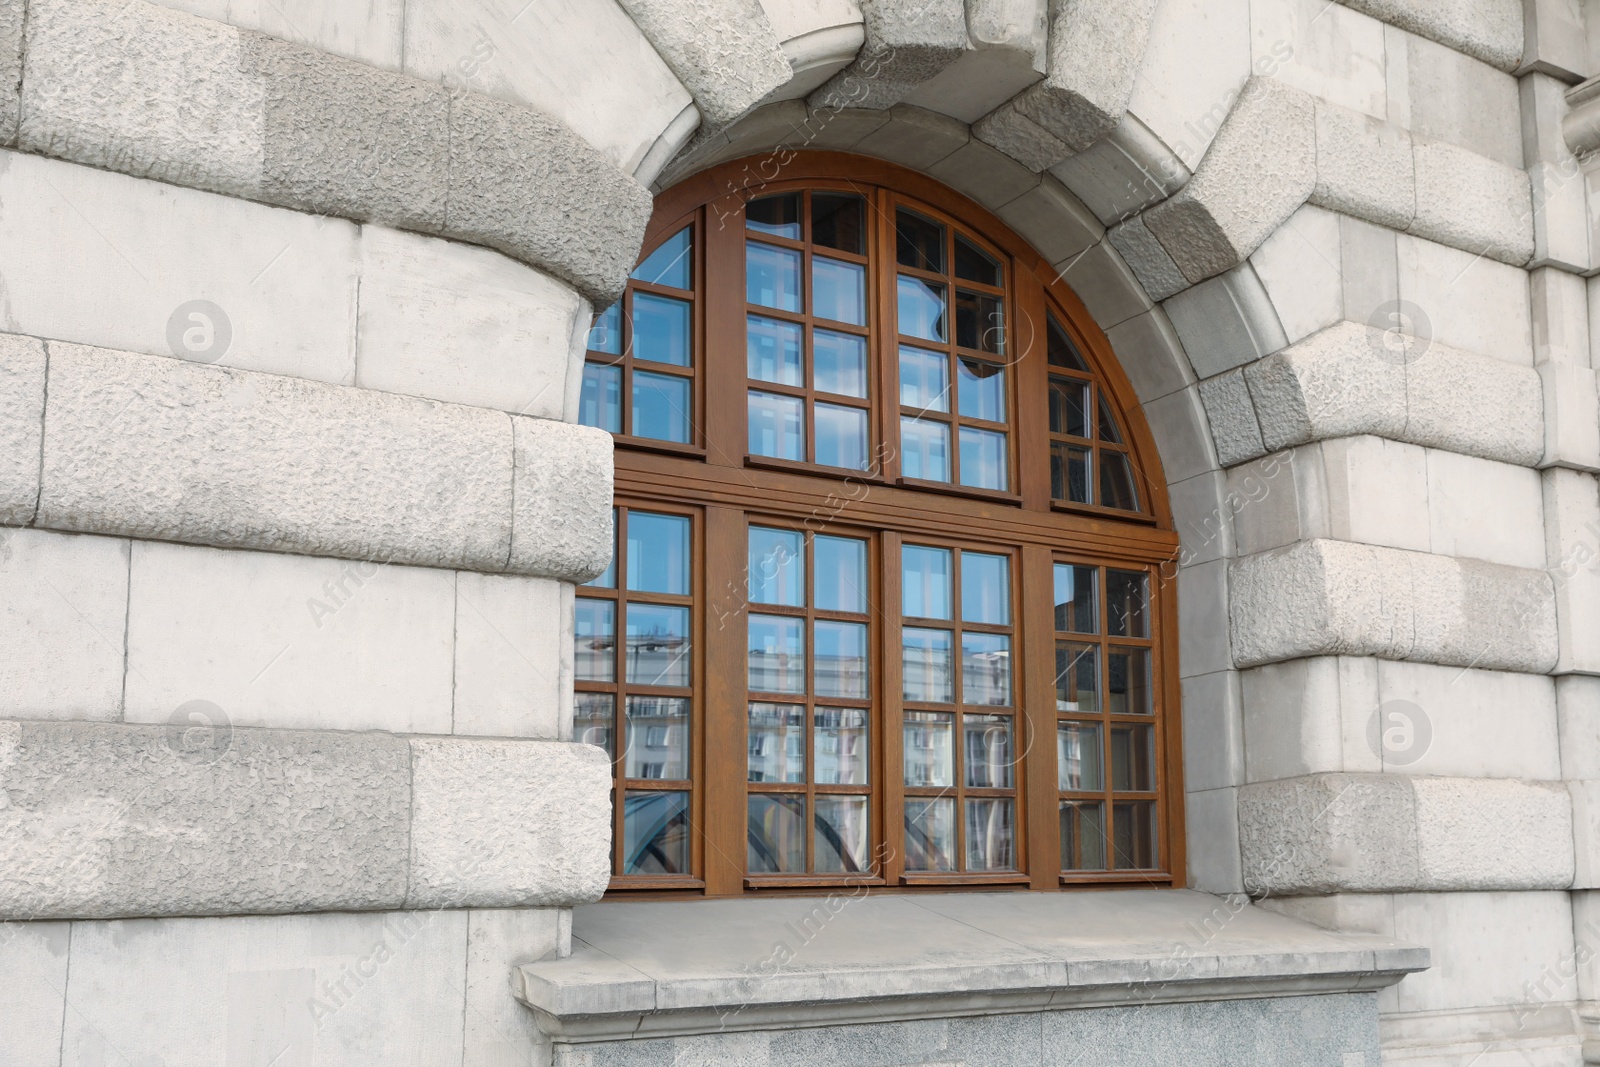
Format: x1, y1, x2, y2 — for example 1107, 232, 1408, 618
1053, 564, 1096, 633
1100, 451, 1141, 512
895, 208, 945, 272
574, 598, 615, 682
903, 710, 953, 786
1060, 800, 1107, 870
1048, 377, 1089, 437
746, 314, 803, 386
625, 604, 691, 686
747, 241, 802, 311
1055, 641, 1099, 713
586, 509, 617, 588
899, 346, 949, 412
964, 713, 1013, 787
812, 193, 865, 253
624, 696, 689, 780
904, 796, 956, 872
962, 552, 1010, 625
957, 359, 1006, 422
632, 227, 692, 289
632, 293, 691, 366
902, 628, 954, 704
574, 693, 614, 759
579, 363, 621, 432
747, 192, 800, 239
627, 512, 690, 594
814, 329, 867, 398
816, 707, 870, 785
965, 798, 1016, 871
588, 301, 622, 355
1047, 315, 1089, 371
748, 526, 803, 606
961, 633, 1012, 706
814, 256, 866, 326
632, 371, 690, 443
1050, 443, 1090, 503
1108, 646, 1152, 715
958, 427, 1008, 491
622, 791, 690, 875
1098, 395, 1124, 443
1110, 723, 1157, 792
815, 619, 868, 698
954, 233, 1001, 286
747, 702, 805, 783
901, 416, 951, 482
902, 545, 952, 619
815, 536, 868, 613
1112, 800, 1159, 869
749, 613, 805, 694
954, 290, 1004, 354
1107, 570, 1150, 638
748, 390, 804, 460
1057, 722, 1103, 791
815, 794, 870, 873
748, 794, 806, 873
815, 402, 868, 471
897, 275, 946, 341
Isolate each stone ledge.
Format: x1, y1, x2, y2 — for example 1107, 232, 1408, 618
514, 890, 1426, 1042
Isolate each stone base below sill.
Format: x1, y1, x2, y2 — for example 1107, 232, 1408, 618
514, 889, 1427, 1045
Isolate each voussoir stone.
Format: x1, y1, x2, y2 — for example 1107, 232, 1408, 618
1011, 0, 1159, 153
0, 334, 45, 526
812, 0, 969, 111
0, 719, 411, 919
613, 0, 791, 129
510, 415, 615, 584
1409, 137, 1534, 267
0, 0, 24, 144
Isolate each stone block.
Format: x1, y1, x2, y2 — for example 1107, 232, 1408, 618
1372, 660, 1560, 780
123, 541, 456, 735
1412, 776, 1573, 888
760, 3, 865, 104
993, 177, 1103, 265
1522, 72, 1574, 166
1054, 240, 1152, 330
1393, 891, 1575, 1015
1224, 447, 1306, 557
0, 920, 69, 1067
509, 416, 615, 584
1182, 670, 1245, 791
1178, 557, 1232, 678
356, 226, 583, 417
1241, 657, 1380, 782
407, 738, 613, 908
1104, 307, 1196, 405
1310, 100, 1415, 229
1010, 0, 1158, 152
811, 0, 967, 111
615, 0, 790, 127
1530, 159, 1592, 272
1533, 265, 1590, 367
1107, 216, 1187, 303
905, 12, 1045, 125
1170, 469, 1236, 567
0, 529, 129, 721
36, 342, 517, 574
1185, 786, 1244, 893
1521, 0, 1589, 79
1403, 337, 1545, 468
1396, 234, 1533, 365
1408, 137, 1534, 267
1402, 30, 1524, 167
1354, 1, 1526, 71
0, 720, 411, 918
1142, 385, 1219, 485
1124, 0, 1252, 169
1560, 675, 1600, 778
1163, 263, 1288, 379
971, 102, 1068, 171
925, 137, 1041, 210
453, 573, 566, 741
1197, 370, 1266, 467
1253, 0, 1387, 118
1337, 213, 1400, 330
1543, 467, 1600, 674
1049, 112, 1190, 226
1570, 780, 1600, 888
853, 103, 968, 170
1248, 203, 1342, 346
465, 909, 567, 1067
1425, 449, 1546, 568
0, 333, 44, 525
149, 0, 405, 69
0, 0, 20, 143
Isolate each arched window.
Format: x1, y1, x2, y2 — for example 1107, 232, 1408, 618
575, 154, 1182, 894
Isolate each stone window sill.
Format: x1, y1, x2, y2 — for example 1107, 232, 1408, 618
514, 889, 1428, 1043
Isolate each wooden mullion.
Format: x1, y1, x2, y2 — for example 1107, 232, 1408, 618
702, 506, 748, 895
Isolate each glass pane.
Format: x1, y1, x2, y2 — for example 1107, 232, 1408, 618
624, 696, 689, 780
1055, 641, 1099, 713
579, 363, 621, 432
904, 796, 956, 872
815, 794, 870, 873
1049, 377, 1089, 437
1060, 800, 1107, 871
627, 512, 690, 594
1111, 723, 1157, 792
812, 193, 865, 253
902, 628, 954, 704
749, 614, 805, 694
632, 293, 691, 366
815, 536, 868, 614
747, 702, 805, 783
747, 314, 803, 386
901, 416, 951, 482
747, 192, 800, 239
962, 552, 1010, 625
895, 208, 945, 272
815, 619, 868, 699
748, 390, 804, 461
574, 598, 616, 682
748, 794, 806, 874
954, 290, 1004, 354
1054, 564, 1097, 633
899, 346, 949, 412
903, 711, 953, 786
957, 359, 1006, 422
965, 798, 1016, 871
897, 275, 946, 342
816, 707, 869, 785
814, 329, 867, 398
815, 402, 868, 471
1112, 800, 1159, 869
625, 604, 691, 686
902, 545, 952, 619
574, 692, 614, 758
961, 633, 1012, 707
586, 508, 617, 588
588, 301, 622, 355
1050, 443, 1090, 504
1098, 395, 1124, 443
958, 427, 1008, 491
814, 257, 866, 326
964, 713, 1013, 787
1057, 722, 1103, 791
747, 241, 802, 312
1047, 315, 1089, 371
1107, 570, 1150, 638
621, 790, 690, 875
954, 233, 1001, 286
632, 227, 691, 289
1100, 451, 1141, 512
748, 525, 803, 606
632, 370, 690, 443
1109, 646, 1153, 716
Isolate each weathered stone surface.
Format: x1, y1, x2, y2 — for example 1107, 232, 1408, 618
36, 342, 516, 573
1336, 0, 1522, 72
1163, 262, 1288, 378
1310, 101, 1414, 230
0, 919, 68, 1067
614, 0, 791, 128
1051, 111, 1189, 226
1197, 370, 1266, 467
1412, 777, 1572, 889
811, 0, 969, 110
0, 0, 23, 144
1408, 137, 1534, 267
1402, 334, 1544, 466
510, 416, 616, 585
0, 333, 44, 525
1011, 0, 1158, 152
1107, 216, 1187, 302
407, 738, 613, 908
0, 720, 411, 919
971, 103, 1068, 172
